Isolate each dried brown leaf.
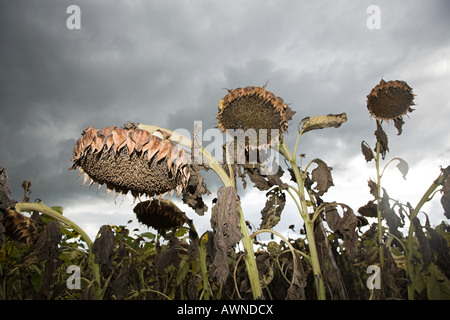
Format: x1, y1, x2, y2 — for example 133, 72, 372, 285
260, 189, 286, 230
300, 113, 347, 134
358, 200, 378, 218
92, 225, 115, 272
310, 159, 334, 197
209, 186, 242, 284
361, 141, 374, 162
375, 122, 389, 159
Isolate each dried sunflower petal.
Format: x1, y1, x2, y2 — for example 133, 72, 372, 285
70, 125, 190, 200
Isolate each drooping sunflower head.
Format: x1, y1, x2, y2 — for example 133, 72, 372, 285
367, 79, 415, 121
3, 208, 37, 244
133, 199, 188, 232
217, 86, 295, 147
70, 125, 190, 200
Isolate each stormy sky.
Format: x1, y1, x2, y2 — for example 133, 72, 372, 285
1, 0, 449, 240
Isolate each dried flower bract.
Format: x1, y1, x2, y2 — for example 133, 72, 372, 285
70, 125, 190, 200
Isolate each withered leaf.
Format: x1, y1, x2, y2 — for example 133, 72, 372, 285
310, 159, 334, 197
368, 179, 378, 199
182, 164, 210, 216
358, 200, 378, 218
441, 175, 450, 219
380, 188, 404, 237
300, 113, 347, 134
285, 251, 306, 300
361, 141, 374, 162
413, 217, 432, 268
209, 186, 242, 284
394, 117, 405, 135
156, 244, 182, 273
260, 189, 286, 230
92, 225, 115, 272
375, 122, 389, 159
394, 157, 409, 180
324, 203, 358, 259
426, 226, 450, 279
112, 263, 130, 300
35, 220, 62, 260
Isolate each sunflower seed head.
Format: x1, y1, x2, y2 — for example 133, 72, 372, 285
217, 86, 295, 147
133, 199, 188, 232
367, 79, 415, 121
3, 208, 37, 244
70, 126, 190, 199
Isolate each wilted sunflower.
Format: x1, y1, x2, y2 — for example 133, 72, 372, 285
133, 199, 188, 232
3, 208, 37, 244
217, 85, 295, 148
367, 79, 415, 122
70, 125, 190, 200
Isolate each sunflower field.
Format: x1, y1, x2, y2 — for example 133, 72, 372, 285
1, 80, 449, 300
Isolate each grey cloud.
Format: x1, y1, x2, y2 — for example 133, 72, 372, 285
1, 0, 449, 234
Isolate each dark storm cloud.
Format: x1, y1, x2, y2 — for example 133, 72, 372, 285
1, 0, 449, 235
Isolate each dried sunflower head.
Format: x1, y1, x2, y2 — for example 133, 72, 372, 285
367, 79, 415, 122
217, 86, 295, 148
3, 208, 37, 244
70, 125, 190, 200
133, 199, 188, 232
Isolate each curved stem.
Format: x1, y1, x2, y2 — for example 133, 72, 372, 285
250, 229, 299, 286
279, 139, 326, 300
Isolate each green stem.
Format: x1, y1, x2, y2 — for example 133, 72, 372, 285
374, 131, 385, 270
279, 140, 326, 300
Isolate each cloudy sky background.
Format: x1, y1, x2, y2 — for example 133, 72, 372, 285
1, 0, 449, 241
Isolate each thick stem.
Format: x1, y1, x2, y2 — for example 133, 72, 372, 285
374, 135, 385, 270
279, 140, 326, 300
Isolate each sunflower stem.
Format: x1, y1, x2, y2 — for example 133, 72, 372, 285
138, 123, 263, 299
279, 139, 326, 300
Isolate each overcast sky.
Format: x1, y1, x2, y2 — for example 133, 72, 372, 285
1, 0, 449, 240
